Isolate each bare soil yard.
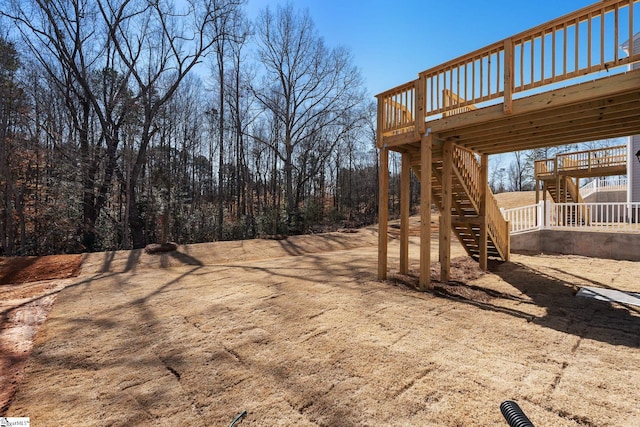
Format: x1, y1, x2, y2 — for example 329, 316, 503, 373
1, 218, 640, 426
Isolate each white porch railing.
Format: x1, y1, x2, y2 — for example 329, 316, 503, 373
500, 204, 543, 234
580, 178, 628, 199
502, 201, 640, 234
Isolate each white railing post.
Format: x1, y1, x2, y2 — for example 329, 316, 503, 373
536, 200, 542, 230
545, 200, 552, 229
502, 201, 640, 234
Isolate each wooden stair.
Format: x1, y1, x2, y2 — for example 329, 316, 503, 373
538, 164, 589, 225
412, 145, 510, 261
544, 175, 583, 204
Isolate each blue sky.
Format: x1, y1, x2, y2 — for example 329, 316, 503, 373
246, 0, 598, 96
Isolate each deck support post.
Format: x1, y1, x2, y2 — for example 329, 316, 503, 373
535, 178, 540, 226
400, 151, 410, 275
378, 146, 389, 280
420, 133, 433, 290
479, 153, 489, 271
439, 141, 453, 282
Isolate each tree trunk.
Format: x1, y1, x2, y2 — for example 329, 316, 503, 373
217, 57, 225, 241
285, 142, 294, 221
127, 120, 153, 249
128, 178, 145, 248
79, 100, 98, 251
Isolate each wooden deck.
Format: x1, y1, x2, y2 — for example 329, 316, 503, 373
376, 0, 640, 288
533, 144, 628, 208
534, 145, 628, 180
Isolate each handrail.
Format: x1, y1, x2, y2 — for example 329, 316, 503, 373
534, 144, 627, 178
564, 175, 584, 204
510, 0, 640, 93
442, 89, 478, 117
557, 145, 627, 172
421, 41, 506, 117
377, 80, 417, 139
534, 159, 556, 178
452, 145, 510, 259
503, 201, 640, 234
487, 193, 511, 260
548, 202, 640, 230
377, 0, 640, 136
452, 146, 482, 209
501, 203, 542, 234
580, 177, 628, 198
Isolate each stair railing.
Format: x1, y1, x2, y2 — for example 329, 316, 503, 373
452, 145, 510, 260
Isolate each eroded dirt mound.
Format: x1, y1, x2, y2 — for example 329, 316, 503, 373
1, 254, 82, 415
387, 256, 490, 299
0, 254, 83, 285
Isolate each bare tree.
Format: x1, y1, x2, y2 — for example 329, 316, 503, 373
2, 0, 121, 250
507, 150, 533, 192
225, 16, 253, 224
208, 0, 245, 239
0, 36, 23, 254
99, 0, 243, 247
488, 155, 506, 194
581, 138, 624, 150
1, 1, 385, 252
3, 0, 244, 248
252, 4, 367, 227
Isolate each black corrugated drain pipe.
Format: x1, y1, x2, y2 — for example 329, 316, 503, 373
500, 400, 534, 427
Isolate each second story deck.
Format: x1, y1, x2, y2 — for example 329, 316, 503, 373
377, 0, 640, 160
534, 145, 628, 179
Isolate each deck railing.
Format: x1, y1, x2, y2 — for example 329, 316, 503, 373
378, 80, 416, 137
534, 158, 557, 178
422, 41, 506, 117
534, 144, 628, 178
377, 0, 640, 140
503, 200, 640, 233
501, 204, 543, 234
452, 146, 482, 207
580, 177, 628, 198
548, 202, 640, 230
453, 145, 510, 259
557, 145, 627, 172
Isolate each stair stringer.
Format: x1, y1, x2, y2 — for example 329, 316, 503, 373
449, 147, 510, 261
409, 146, 510, 262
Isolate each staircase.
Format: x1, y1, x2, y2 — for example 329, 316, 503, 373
413, 145, 510, 261
544, 176, 584, 204
539, 167, 589, 225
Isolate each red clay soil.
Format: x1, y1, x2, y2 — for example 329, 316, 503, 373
0, 255, 82, 286
0, 254, 83, 414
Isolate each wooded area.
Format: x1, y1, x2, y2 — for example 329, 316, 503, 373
0, 1, 623, 256
0, 0, 382, 256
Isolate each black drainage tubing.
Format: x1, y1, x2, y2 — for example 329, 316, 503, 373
229, 410, 247, 427
500, 400, 534, 427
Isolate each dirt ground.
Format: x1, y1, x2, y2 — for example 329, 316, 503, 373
0, 254, 83, 415
1, 219, 640, 426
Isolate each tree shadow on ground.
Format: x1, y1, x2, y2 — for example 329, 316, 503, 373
491, 260, 640, 346
388, 257, 640, 348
